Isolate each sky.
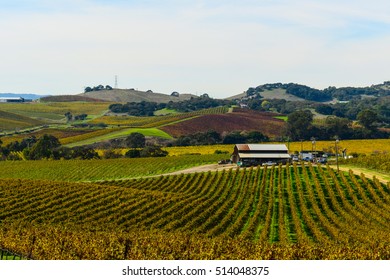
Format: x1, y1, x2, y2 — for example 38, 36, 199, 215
1, 0, 390, 98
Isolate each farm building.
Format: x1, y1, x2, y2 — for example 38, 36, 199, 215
232, 144, 290, 166
0, 97, 25, 103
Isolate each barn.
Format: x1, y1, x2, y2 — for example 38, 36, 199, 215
231, 144, 290, 166
0, 97, 25, 103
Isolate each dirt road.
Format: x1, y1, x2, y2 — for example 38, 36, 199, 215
164, 163, 237, 175
162, 163, 390, 184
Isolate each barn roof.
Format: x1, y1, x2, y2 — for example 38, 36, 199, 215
238, 153, 291, 159
235, 144, 288, 152
0, 97, 24, 100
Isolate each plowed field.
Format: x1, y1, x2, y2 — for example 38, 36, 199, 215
161, 110, 286, 137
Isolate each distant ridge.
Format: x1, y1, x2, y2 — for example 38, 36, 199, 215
227, 81, 390, 102
0, 93, 45, 100
78, 89, 196, 103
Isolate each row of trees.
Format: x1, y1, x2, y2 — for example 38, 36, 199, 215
64, 112, 88, 122
286, 109, 388, 141
175, 130, 269, 146
84, 85, 113, 92
165, 96, 232, 112
246, 82, 389, 102
242, 83, 390, 132
0, 135, 100, 160
314, 98, 390, 125
0, 133, 168, 161
108, 96, 232, 116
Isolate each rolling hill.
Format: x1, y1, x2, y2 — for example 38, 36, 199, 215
77, 89, 196, 103
229, 81, 390, 102
0, 110, 44, 130
161, 109, 286, 138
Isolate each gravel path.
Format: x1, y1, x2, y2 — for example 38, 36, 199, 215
162, 163, 389, 184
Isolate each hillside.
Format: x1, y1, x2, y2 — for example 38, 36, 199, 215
226, 88, 306, 102
40, 95, 106, 102
161, 109, 286, 138
77, 89, 196, 103
0, 110, 44, 130
229, 81, 390, 102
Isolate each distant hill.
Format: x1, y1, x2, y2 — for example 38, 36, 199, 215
229, 81, 390, 103
77, 89, 197, 103
0, 93, 45, 100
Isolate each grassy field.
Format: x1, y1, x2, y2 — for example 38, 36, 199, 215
287, 139, 390, 155
0, 102, 110, 122
154, 108, 178, 115
161, 139, 390, 157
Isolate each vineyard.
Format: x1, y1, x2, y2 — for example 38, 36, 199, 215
89, 107, 229, 127
340, 153, 390, 173
0, 154, 223, 181
1, 163, 389, 259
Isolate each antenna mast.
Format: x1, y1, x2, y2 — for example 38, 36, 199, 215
115, 75, 118, 89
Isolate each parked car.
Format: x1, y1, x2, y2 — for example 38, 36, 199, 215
218, 159, 230, 165
317, 158, 327, 164
262, 161, 276, 166
292, 156, 299, 162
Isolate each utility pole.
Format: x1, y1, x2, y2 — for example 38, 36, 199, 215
300, 139, 303, 160
335, 138, 340, 172
115, 75, 118, 89
311, 137, 316, 162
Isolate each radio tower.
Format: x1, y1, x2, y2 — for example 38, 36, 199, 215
115, 75, 118, 89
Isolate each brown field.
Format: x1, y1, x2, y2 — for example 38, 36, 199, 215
40, 95, 106, 102
161, 109, 286, 138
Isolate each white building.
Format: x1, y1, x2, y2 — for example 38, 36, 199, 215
232, 144, 290, 166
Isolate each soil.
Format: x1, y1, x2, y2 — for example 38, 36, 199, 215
160, 110, 286, 138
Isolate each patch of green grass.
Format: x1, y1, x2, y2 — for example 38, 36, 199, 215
154, 108, 178, 116
274, 116, 288, 121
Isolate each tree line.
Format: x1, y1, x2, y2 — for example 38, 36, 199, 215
109, 96, 232, 116
0, 133, 168, 161
84, 84, 113, 92
174, 130, 269, 146
245, 82, 389, 102
286, 109, 388, 141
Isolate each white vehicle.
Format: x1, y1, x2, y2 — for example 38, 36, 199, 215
262, 161, 276, 166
